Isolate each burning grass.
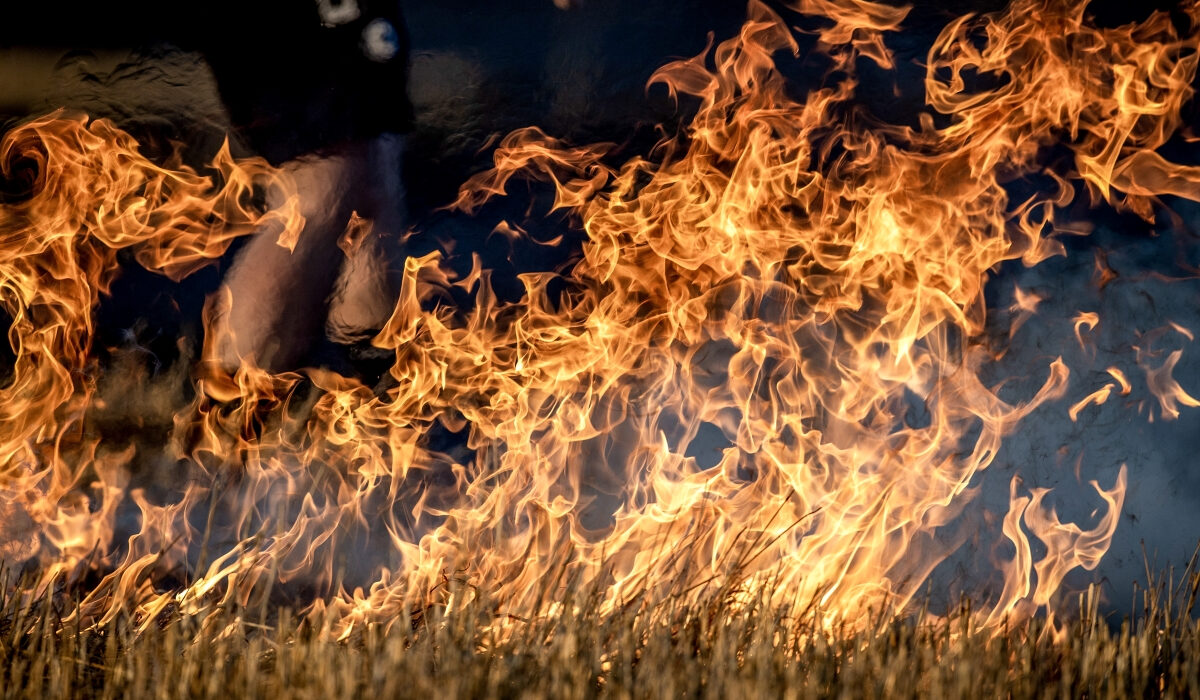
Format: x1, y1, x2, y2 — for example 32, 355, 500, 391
1, 559, 1198, 699
4, 0, 1200, 692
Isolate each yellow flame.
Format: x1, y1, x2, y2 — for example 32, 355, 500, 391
2, 0, 1198, 638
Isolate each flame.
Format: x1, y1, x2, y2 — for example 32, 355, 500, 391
1068, 384, 1113, 422
2, 0, 1199, 638
1133, 323, 1200, 420
1106, 366, 1132, 395
1073, 311, 1099, 352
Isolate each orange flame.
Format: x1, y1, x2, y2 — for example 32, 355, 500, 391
2, 0, 1199, 638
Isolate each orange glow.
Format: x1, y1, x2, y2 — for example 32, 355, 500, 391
3, 0, 1199, 638
1068, 384, 1114, 422
1106, 366, 1132, 395
1134, 324, 1200, 420
1073, 311, 1100, 353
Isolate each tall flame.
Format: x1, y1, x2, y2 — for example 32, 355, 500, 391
3, 0, 1198, 638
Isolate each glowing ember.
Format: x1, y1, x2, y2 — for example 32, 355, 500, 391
1, 0, 1198, 639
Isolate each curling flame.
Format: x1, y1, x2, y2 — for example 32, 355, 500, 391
1068, 384, 1113, 422
1107, 366, 1132, 395
1134, 323, 1200, 420
2, 0, 1198, 638
1073, 311, 1099, 352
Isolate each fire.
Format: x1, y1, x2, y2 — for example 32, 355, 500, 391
2, 0, 1198, 639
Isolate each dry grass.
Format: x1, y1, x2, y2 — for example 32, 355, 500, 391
0, 558, 1197, 700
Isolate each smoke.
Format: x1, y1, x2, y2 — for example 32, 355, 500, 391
980, 208, 1200, 609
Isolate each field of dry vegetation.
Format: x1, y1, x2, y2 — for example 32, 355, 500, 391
1, 559, 1197, 699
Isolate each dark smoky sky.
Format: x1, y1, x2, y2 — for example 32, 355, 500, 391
1, 0, 1198, 615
